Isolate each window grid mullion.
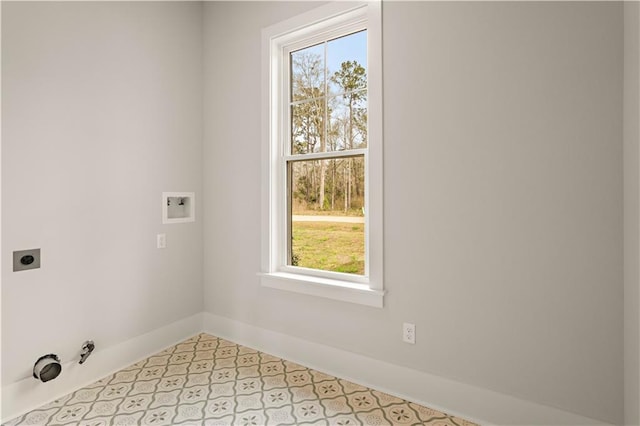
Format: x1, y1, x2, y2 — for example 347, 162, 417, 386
323, 40, 328, 155
285, 148, 367, 163
285, 49, 293, 268
289, 88, 367, 107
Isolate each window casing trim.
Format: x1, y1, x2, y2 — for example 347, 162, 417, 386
261, 1, 384, 308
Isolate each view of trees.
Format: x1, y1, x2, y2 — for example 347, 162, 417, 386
289, 39, 368, 215
288, 31, 367, 275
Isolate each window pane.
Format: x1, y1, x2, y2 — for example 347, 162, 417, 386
289, 156, 365, 275
329, 90, 367, 151
327, 30, 367, 97
291, 43, 325, 102
291, 99, 325, 154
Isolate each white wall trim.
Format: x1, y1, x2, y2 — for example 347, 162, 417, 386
202, 312, 612, 426
260, 1, 385, 301
1, 313, 204, 423
1, 310, 615, 425
259, 272, 384, 308
624, 1, 640, 423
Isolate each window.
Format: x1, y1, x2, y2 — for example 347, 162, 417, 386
260, 2, 383, 308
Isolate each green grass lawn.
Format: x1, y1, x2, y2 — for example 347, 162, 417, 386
291, 221, 365, 274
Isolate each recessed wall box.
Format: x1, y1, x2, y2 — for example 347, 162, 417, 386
13, 248, 41, 272
162, 192, 195, 224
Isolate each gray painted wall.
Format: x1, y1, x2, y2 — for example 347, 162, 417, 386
1, 1, 204, 385
203, 2, 624, 423
624, 2, 640, 425
1, 1, 629, 424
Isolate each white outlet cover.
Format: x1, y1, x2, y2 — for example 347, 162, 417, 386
403, 322, 416, 344
157, 234, 166, 249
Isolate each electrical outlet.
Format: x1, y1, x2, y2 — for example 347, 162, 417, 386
403, 322, 416, 344
157, 234, 166, 249
13, 248, 41, 272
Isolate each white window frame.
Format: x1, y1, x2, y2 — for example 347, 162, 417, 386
260, 1, 384, 308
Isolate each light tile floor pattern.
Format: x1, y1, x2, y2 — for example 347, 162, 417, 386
5, 334, 478, 426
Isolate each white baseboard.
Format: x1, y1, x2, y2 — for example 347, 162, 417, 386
1, 311, 613, 426
202, 312, 612, 426
1, 313, 203, 423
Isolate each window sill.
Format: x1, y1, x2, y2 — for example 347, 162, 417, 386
259, 272, 384, 308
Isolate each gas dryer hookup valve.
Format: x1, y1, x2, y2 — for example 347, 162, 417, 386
79, 340, 95, 364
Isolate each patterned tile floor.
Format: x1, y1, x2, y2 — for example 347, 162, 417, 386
5, 334, 478, 426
